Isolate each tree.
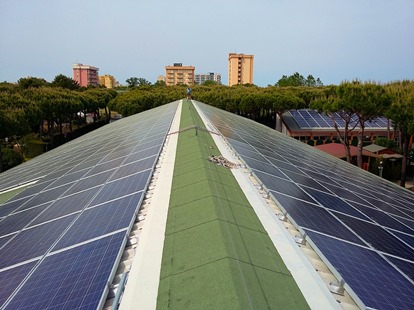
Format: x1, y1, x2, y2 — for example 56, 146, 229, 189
126, 77, 139, 88
276, 72, 323, 87
202, 80, 217, 86
154, 80, 166, 87
51, 74, 80, 90
269, 90, 305, 131
137, 78, 151, 86
386, 81, 414, 187
338, 81, 391, 168
0, 106, 30, 172
17, 77, 48, 89
311, 87, 357, 163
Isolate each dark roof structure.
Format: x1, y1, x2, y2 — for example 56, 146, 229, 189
0, 100, 413, 310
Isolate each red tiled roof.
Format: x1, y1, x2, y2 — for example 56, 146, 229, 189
315, 143, 377, 159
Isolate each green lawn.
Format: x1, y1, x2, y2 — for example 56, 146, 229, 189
156, 99, 309, 309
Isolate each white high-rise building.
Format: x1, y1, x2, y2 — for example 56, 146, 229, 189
195, 72, 222, 85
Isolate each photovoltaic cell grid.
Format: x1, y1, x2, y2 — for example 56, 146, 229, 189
195, 101, 414, 310
0, 101, 179, 309
289, 109, 390, 129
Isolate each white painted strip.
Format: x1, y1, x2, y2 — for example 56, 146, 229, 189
119, 100, 182, 310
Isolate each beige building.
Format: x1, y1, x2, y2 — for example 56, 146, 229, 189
165, 63, 195, 86
99, 75, 117, 88
157, 75, 166, 83
228, 53, 254, 86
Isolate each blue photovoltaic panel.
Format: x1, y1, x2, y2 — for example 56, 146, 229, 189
282, 170, 329, 192
231, 144, 268, 162
0, 196, 33, 218
386, 256, 414, 281
244, 158, 288, 180
393, 231, 414, 247
0, 215, 77, 269
91, 169, 151, 205
5, 232, 125, 310
0, 261, 38, 307
28, 187, 101, 227
253, 170, 315, 203
0, 234, 15, 248
0, 101, 178, 309
272, 193, 364, 245
320, 183, 373, 206
110, 155, 157, 181
298, 110, 320, 127
290, 110, 310, 128
123, 145, 162, 165
335, 213, 414, 260
305, 188, 368, 219
0, 203, 51, 236
10, 180, 56, 201
265, 157, 304, 174
361, 195, 412, 218
63, 170, 114, 197
195, 101, 414, 310
53, 192, 142, 251
288, 109, 391, 130
304, 230, 414, 310
132, 137, 165, 153
346, 201, 414, 234
46, 169, 89, 190
17, 185, 69, 212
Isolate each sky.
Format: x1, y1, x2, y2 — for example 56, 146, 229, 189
0, 0, 413, 87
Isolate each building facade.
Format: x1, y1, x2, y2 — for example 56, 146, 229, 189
228, 53, 254, 86
195, 72, 222, 85
157, 75, 166, 83
73, 63, 99, 87
99, 75, 117, 88
165, 63, 195, 86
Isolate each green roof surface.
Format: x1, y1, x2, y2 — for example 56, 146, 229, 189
156, 100, 310, 309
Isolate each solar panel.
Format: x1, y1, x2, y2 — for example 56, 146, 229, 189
0, 203, 51, 236
53, 193, 142, 251
288, 109, 392, 130
195, 101, 414, 310
28, 187, 101, 227
0, 101, 179, 308
4, 232, 125, 310
0, 215, 77, 269
304, 230, 414, 310
0, 261, 38, 306
0, 196, 33, 218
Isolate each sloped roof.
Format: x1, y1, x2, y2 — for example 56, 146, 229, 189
315, 143, 377, 159
363, 143, 389, 153
1, 100, 413, 310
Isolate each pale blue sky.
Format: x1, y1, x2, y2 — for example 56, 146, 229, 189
1, 0, 413, 86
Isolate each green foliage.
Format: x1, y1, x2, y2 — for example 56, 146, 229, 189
375, 137, 398, 150
202, 80, 217, 86
126, 77, 139, 87
1, 148, 24, 171
276, 72, 323, 87
17, 77, 48, 89
51, 74, 80, 90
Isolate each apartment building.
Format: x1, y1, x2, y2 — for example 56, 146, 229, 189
73, 63, 99, 87
99, 75, 117, 88
228, 53, 254, 86
165, 63, 195, 86
195, 72, 222, 85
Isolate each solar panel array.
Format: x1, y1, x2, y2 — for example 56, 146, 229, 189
289, 109, 390, 129
0, 101, 179, 309
195, 101, 414, 310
